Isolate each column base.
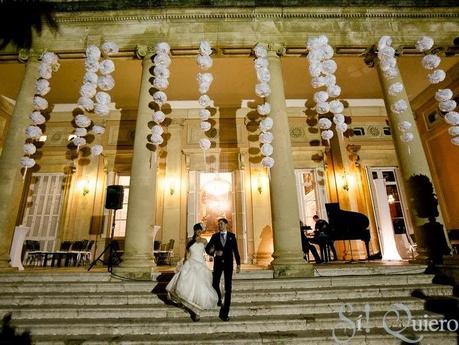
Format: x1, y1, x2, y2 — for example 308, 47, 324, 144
271, 254, 314, 278
112, 254, 156, 280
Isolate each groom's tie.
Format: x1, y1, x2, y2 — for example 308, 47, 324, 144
220, 232, 226, 246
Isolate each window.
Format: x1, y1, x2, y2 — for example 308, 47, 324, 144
352, 127, 365, 136
295, 169, 327, 228
113, 176, 130, 237
383, 127, 391, 136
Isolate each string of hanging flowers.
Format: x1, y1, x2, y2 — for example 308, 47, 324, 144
21, 52, 60, 176
377, 36, 414, 146
196, 40, 213, 154
306, 35, 347, 145
416, 36, 458, 146
150, 42, 171, 149
253, 43, 274, 169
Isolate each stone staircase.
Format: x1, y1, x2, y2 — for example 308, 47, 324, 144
0, 264, 457, 344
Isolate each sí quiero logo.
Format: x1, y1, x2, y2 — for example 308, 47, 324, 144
332, 303, 458, 344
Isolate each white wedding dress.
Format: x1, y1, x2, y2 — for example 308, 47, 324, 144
166, 241, 218, 313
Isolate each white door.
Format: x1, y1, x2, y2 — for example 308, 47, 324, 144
295, 169, 327, 229
22, 173, 65, 251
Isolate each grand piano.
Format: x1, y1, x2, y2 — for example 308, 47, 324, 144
325, 203, 371, 259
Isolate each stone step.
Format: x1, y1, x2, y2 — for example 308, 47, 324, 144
0, 297, 427, 320
30, 329, 457, 345
0, 272, 111, 283
313, 263, 427, 277
0, 274, 435, 293
10, 311, 447, 336
0, 284, 451, 306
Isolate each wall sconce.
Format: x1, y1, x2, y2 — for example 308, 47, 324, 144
255, 172, 268, 194
78, 178, 91, 196
164, 177, 178, 196
341, 171, 350, 191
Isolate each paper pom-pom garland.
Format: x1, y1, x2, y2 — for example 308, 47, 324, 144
21, 51, 60, 171
197, 41, 214, 154
253, 43, 274, 168
417, 36, 458, 146
91, 144, 104, 156
378, 36, 414, 143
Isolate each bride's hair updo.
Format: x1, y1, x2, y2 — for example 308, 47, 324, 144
187, 223, 203, 250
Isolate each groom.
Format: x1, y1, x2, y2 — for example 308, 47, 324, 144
205, 218, 241, 321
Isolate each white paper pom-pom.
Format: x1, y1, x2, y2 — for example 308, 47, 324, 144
322, 45, 334, 60
308, 63, 322, 78
155, 42, 171, 55
254, 44, 268, 58
20, 157, 36, 168
86, 45, 101, 60
23, 143, 36, 155
91, 144, 104, 156
324, 74, 336, 87
445, 111, 459, 125
380, 57, 396, 72
255, 83, 271, 98
154, 53, 171, 67
422, 54, 441, 70
448, 126, 459, 137
197, 55, 213, 69
199, 40, 212, 56
153, 110, 166, 123
74, 127, 87, 137
316, 102, 330, 115
99, 59, 115, 75
75, 114, 91, 128
25, 125, 43, 139
153, 91, 167, 105
435, 89, 453, 102
261, 156, 275, 168
41, 52, 58, 66
400, 132, 414, 143
97, 75, 115, 91
153, 77, 169, 90
35, 79, 50, 96
318, 117, 332, 130
261, 143, 274, 157
321, 129, 334, 141
84, 71, 98, 85
260, 132, 273, 144
39, 63, 52, 79
101, 41, 119, 56
427, 69, 446, 84
77, 97, 94, 111
313, 91, 329, 103
311, 76, 326, 89
198, 109, 210, 121
335, 122, 348, 133
378, 46, 395, 60
391, 100, 408, 114
94, 103, 110, 116
95, 91, 111, 105
387, 82, 403, 96
198, 84, 210, 95
439, 99, 457, 113
255, 57, 268, 69
451, 136, 459, 146
333, 114, 345, 124
383, 67, 399, 80
321, 60, 337, 75
257, 103, 271, 116
200, 121, 211, 131
416, 36, 434, 52
398, 120, 412, 132
256, 68, 271, 83
151, 125, 164, 136
72, 136, 86, 146
378, 36, 392, 50
92, 125, 105, 135
197, 72, 213, 85
33, 96, 48, 111
199, 138, 211, 150
329, 100, 344, 114
80, 83, 97, 98
198, 95, 212, 107
30, 111, 46, 125
85, 59, 99, 73
259, 117, 273, 132
151, 134, 164, 145
327, 84, 341, 98
154, 66, 170, 79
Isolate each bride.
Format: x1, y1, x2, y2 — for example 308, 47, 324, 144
166, 223, 218, 321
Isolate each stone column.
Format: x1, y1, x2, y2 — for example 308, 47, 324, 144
0, 55, 40, 269
266, 46, 313, 277
375, 61, 450, 261
161, 120, 183, 262
113, 51, 156, 279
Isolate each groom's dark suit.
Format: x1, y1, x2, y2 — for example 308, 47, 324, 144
205, 231, 240, 318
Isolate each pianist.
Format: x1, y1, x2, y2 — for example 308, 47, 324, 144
313, 215, 338, 262
299, 221, 323, 264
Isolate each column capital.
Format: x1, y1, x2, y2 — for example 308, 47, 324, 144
267, 43, 286, 57
135, 45, 155, 60
17, 49, 43, 63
